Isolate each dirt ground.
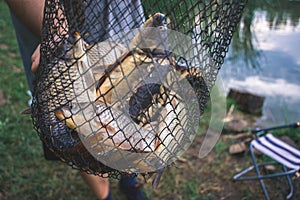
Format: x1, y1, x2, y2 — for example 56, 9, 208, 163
175, 134, 299, 200
110, 112, 300, 200
133, 135, 300, 200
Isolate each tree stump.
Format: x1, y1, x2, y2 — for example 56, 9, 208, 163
227, 88, 265, 115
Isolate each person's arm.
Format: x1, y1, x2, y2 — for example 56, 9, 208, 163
5, 0, 68, 72
5, 0, 44, 37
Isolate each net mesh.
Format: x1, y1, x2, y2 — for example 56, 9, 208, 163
31, 0, 248, 178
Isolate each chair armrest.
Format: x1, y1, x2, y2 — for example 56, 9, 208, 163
251, 121, 300, 138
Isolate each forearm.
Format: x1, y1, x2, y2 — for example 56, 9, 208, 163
5, 0, 44, 37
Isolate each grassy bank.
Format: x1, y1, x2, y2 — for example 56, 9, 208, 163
0, 1, 95, 199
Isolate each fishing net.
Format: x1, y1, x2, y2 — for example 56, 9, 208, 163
31, 0, 248, 179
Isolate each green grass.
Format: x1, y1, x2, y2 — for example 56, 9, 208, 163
0, 1, 94, 199
214, 141, 227, 154
272, 127, 300, 149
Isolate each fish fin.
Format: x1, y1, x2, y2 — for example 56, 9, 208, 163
152, 167, 165, 189
20, 107, 32, 115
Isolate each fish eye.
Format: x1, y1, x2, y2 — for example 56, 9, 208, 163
70, 103, 79, 112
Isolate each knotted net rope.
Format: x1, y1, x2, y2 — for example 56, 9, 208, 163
31, 0, 248, 179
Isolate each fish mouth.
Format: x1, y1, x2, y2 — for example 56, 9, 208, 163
55, 108, 77, 129
55, 109, 65, 120
152, 13, 167, 28
55, 106, 72, 118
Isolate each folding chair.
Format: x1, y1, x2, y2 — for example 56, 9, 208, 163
233, 122, 300, 200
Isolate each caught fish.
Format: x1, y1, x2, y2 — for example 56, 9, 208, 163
55, 102, 157, 152
53, 13, 205, 177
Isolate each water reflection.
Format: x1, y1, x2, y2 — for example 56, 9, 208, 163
220, 0, 300, 126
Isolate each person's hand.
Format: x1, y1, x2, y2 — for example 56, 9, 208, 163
31, 44, 40, 73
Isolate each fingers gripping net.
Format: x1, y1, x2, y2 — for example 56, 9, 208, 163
32, 0, 247, 178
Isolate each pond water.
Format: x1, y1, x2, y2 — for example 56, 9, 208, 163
219, 0, 300, 127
